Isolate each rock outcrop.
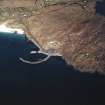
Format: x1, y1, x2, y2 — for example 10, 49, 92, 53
0, 0, 105, 74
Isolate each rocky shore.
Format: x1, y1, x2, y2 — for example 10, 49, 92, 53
0, 0, 105, 74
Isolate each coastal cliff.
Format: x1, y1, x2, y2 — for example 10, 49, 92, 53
0, 0, 105, 74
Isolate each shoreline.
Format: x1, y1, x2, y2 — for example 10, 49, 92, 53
20, 34, 63, 64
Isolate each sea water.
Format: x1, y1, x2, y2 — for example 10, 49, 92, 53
0, 1, 105, 104
0, 32, 105, 104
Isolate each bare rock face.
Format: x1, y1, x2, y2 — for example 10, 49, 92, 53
0, 0, 105, 74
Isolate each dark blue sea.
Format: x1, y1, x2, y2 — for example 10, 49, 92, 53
0, 1, 105, 104
0, 32, 105, 105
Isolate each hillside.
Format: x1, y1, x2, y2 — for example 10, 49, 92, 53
0, 0, 105, 74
